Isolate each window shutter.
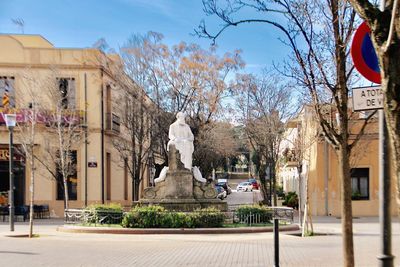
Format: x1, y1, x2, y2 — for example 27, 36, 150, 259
68, 78, 76, 109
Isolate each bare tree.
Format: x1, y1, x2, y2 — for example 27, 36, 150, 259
34, 74, 84, 210
197, 1, 376, 265
111, 69, 155, 201
235, 72, 295, 205
194, 121, 238, 178
120, 33, 244, 178
348, 0, 400, 214
14, 72, 41, 238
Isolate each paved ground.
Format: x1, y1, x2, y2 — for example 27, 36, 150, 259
0, 216, 399, 267
225, 189, 257, 206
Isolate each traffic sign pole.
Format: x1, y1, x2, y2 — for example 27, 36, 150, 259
377, 110, 394, 267
376, 1, 393, 266
351, 9, 394, 265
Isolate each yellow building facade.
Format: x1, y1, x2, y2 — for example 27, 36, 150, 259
280, 106, 397, 217
0, 34, 152, 217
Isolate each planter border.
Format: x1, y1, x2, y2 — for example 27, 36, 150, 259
57, 224, 299, 234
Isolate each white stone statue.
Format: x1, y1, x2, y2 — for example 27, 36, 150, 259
192, 166, 206, 183
167, 112, 194, 170
154, 166, 169, 184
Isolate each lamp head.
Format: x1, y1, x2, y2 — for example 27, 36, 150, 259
4, 114, 17, 129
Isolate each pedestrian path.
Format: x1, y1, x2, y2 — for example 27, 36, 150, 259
0, 216, 399, 266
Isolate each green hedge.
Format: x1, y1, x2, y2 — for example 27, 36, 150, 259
84, 203, 124, 225
235, 204, 272, 223
121, 206, 225, 228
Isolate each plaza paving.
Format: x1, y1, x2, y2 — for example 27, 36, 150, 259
0, 216, 399, 267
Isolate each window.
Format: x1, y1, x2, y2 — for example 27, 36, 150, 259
106, 85, 111, 114
351, 168, 369, 200
56, 151, 78, 200
57, 78, 76, 109
0, 76, 15, 108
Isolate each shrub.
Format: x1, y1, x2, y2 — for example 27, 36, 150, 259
190, 207, 225, 228
121, 205, 225, 228
160, 212, 188, 228
276, 186, 285, 199
121, 205, 165, 228
282, 192, 299, 209
84, 203, 124, 225
235, 204, 272, 223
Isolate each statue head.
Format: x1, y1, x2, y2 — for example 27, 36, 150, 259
176, 112, 186, 125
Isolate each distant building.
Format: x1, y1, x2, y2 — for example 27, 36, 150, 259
0, 34, 155, 216
278, 105, 397, 216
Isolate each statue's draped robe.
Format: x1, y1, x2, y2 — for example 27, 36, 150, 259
167, 122, 194, 170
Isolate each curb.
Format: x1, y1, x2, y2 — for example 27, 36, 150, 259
3, 233, 31, 238
57, 224, 300, 235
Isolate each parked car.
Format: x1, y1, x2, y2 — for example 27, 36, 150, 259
248, 178, 259, 190
215, 185, 227, 199
216, 182, 232, 195
236, 182, 253, 192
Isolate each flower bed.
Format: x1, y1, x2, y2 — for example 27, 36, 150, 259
121, 206, 225, 228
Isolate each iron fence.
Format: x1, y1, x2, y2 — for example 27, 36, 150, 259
65, 206, 294, 227
65, 209, 124, 225
229, 206, 294, 225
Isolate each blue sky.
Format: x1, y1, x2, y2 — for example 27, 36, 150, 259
0, 0, 290, 74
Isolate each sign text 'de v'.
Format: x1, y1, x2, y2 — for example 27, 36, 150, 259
352, 86, 383, 111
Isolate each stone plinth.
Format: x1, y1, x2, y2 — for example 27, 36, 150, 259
164, 169, 193, 199
139, 144, 227, 212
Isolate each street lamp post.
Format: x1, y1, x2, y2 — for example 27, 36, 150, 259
5, 114, 17, 232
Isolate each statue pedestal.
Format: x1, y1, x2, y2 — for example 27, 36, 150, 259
164, 169, 193, 199
138, 145, 227, 211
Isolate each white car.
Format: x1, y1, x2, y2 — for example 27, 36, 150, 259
236, 182, 253, 192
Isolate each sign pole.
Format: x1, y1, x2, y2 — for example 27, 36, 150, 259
8, 126, 14, 232
377, 110, 393, 267
377, 1, 393, 266
351, 11, 394, 264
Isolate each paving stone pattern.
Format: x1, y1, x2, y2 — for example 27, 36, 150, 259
0, 217, 399, 267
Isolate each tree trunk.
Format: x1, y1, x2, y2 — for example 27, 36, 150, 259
63, 176, 69, 210
297, 165, 302, 226
272, 163, 277, 206
271, 171, 278, 207
132, 177, 137, 201
379, 44, 400, 215
29, 154, 34, 238
258, 168, 269, 205
302, 159, 313, 236
134, 178, 140, 201
338, 144, 354, 267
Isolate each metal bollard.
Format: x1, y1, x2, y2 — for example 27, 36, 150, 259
274, 218, 279, 267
